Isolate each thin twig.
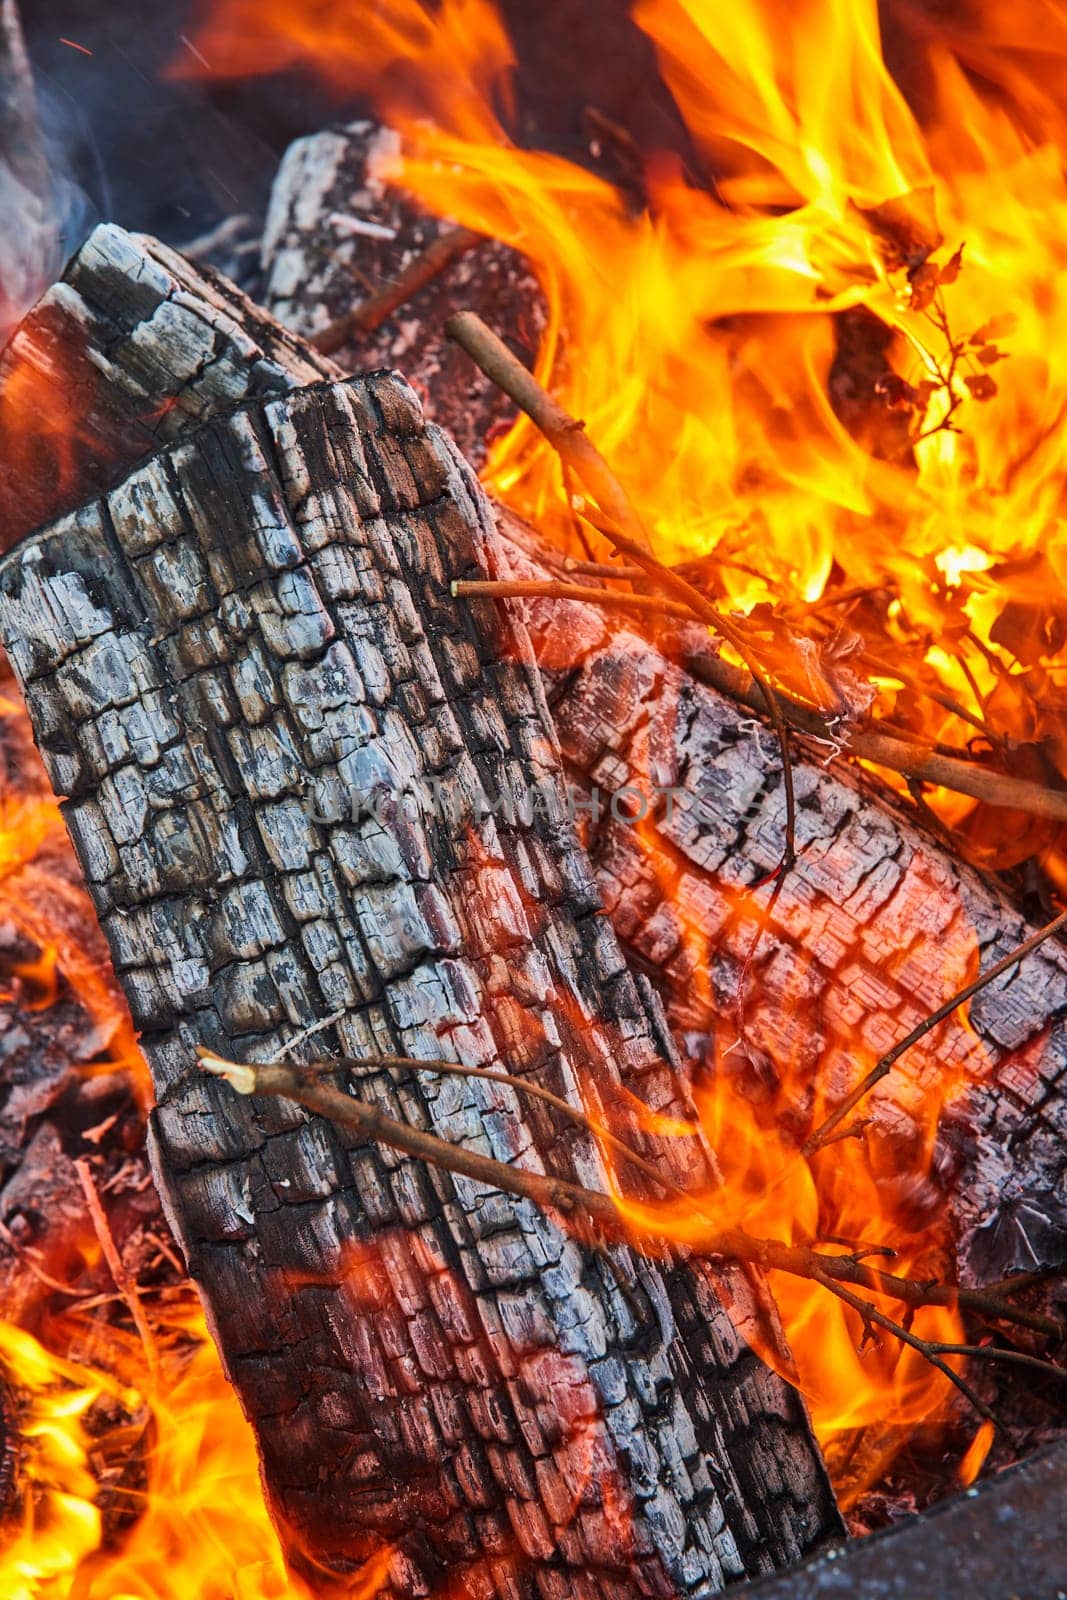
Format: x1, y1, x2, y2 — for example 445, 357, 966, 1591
444, 304, 797, 885
804, 907, 1067, 1152
562, 557, 645, 581
683, 650, 1067, 822
314, 227, 483, 355
75, 1157, 160, 1380
452, 576, 692, 620
312, 1052, 680, 1204
201, 1051, 625, 1231
445, 309, 651, 550
199, 1051, 1064, 1342
813, 1271, 997, 1422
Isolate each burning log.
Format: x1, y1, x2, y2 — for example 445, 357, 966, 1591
2, 222, 1064, 1358
0, 224, 333, 550
0, 373, 842, 1590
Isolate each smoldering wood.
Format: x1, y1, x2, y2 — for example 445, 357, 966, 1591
507, 566, 1067, 1287
261, 121, 544, 466
0, 377, 841, 1594
3, 222, 1064, 1289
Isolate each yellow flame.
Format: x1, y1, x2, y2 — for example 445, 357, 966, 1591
0, 1301, 392, 1599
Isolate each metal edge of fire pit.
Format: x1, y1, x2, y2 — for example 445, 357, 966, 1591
741, 1439, 1067, 1599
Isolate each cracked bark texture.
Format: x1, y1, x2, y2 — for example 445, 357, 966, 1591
0, 377, 840, 1595
502, 574, 1067, 1287
0, 222, 334, 550
3, 222, 1065, 1286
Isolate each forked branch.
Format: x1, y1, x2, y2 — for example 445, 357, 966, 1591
199, 1050, 1067, 1393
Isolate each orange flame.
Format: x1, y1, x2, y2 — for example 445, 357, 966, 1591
0, 704, 145, 1098
0, 1299, 392, 1599
179, 0, 1067, 859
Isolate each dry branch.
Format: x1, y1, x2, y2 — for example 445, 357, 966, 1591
313, 226, 483, 354
200, 1050, 1067, 1396
446, 309, 651, 551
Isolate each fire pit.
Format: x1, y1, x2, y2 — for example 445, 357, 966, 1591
0, 1, 1065, 1596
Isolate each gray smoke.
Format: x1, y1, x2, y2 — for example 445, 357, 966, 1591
0, 0, 94, 343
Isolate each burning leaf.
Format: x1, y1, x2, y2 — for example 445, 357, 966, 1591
745, 606, 875, 721
938, 242, 965, 285
964, 372, 998, 401
855, 185, 942, 271
969, 313, 1019, 345
990, 596, 1067, 666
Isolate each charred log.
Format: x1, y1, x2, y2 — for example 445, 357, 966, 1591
0, 224, 334, 550
2, 223, 1064, 1295
0, 377, 840, 1593
504, 570, 1067, 1286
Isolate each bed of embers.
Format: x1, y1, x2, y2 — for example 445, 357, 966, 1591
1, 1, 1067, 1597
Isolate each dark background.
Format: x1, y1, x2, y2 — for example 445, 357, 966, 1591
20, 0, 937, 255
21, 0, 685, 251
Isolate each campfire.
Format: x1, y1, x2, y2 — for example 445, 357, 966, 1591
0, 0, 1065, 1594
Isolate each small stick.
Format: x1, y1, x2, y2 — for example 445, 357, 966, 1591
200, 1051, 1064, 1341
467, 551, 1067, 822
814, 1272, 997, 1423
201, 1052, 625, 1234
447, 311, 1067, 834
563, 557, 644, 580
452, 576, 692, 621
445, 309, 652, 550
314, 1051, 682, 1204
75, 1157, 160, 1379
684, 651, 1067, 822
313, 226, 483, 356
805, 906, 1067, 1152
441, 316, 793, 870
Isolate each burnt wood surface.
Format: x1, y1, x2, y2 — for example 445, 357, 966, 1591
259, 120, 545, 468
503, 570, 1067, 1288
3, 223, 1065, 1285
0, 222, 334, 550
0, 376, 840, 1594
